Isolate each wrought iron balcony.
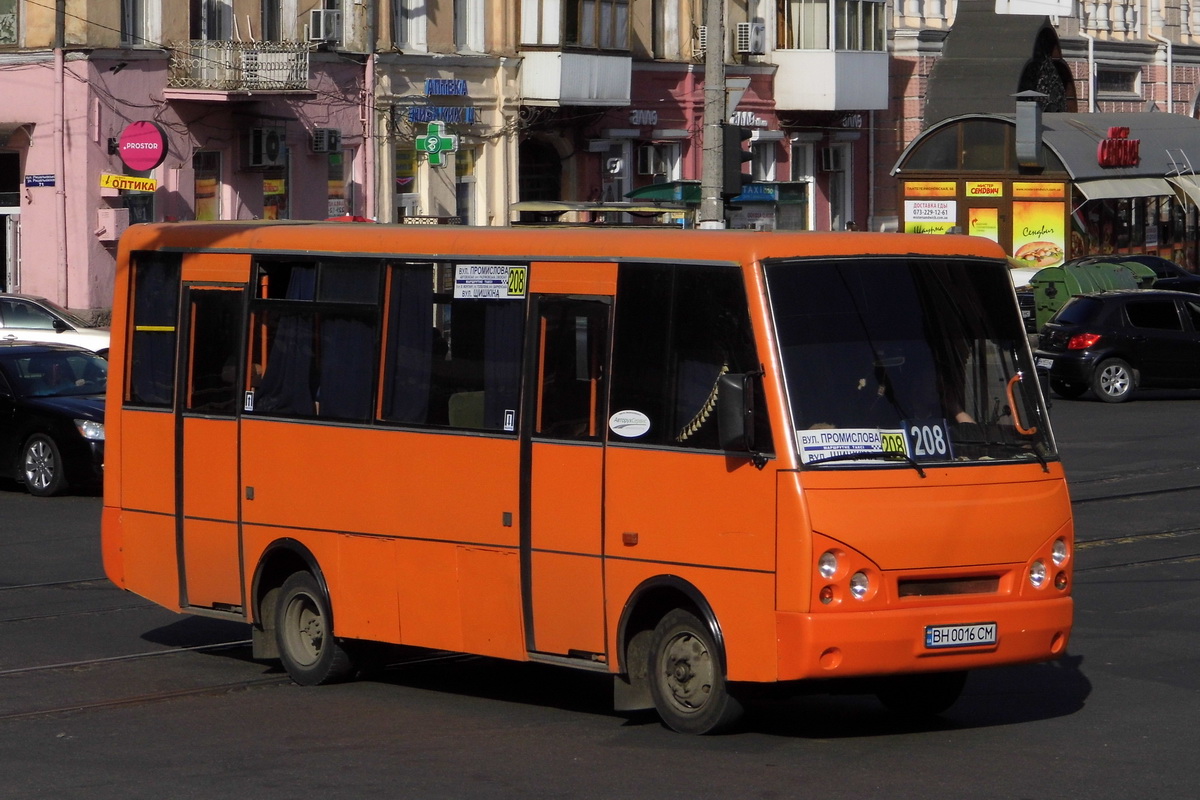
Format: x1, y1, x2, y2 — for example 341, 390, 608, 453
168, 40, 311, 92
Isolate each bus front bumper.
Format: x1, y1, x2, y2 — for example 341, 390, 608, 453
775, 595, 1074, 681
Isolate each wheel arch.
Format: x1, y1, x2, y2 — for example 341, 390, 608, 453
611, 575, 728, 714
616, 576, 726, 674
248, 538, 331, 660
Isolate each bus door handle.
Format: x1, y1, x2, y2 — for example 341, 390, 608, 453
1006, 373, 1038, 436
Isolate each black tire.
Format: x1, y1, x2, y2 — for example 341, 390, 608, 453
22, 434, 68, 497
274, 571, 355, 686
876, 670, 967, 717
647, 608, 743, 734
1049, 378, 1087, 400
1091, 358, 1135, 403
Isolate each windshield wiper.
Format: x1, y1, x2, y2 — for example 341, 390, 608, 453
807, 450, 926, 478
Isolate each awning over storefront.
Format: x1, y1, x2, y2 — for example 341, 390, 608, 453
1168, 175, 1200, 205
509, 200, 687, 215
1040, 112, 1200, 184
625, 181, 701, 204
1074, 177, 1174, 200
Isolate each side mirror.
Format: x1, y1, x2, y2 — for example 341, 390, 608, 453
717, 371, 755, 453
53, 318, 71, 333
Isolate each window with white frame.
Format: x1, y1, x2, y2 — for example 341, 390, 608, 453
778, 0, 884, 51
395, 0, 429, 50
190, 0, 232, 40
455, 0, 485, 51
122, 0, 161, 46
456, 147, 478, 225
637, 142, 681, 180
751, 139, 777, 182
521, 0, 562, 45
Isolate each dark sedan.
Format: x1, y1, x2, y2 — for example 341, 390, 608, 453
1035, 289, 1200, 403
0, 342, 107, 496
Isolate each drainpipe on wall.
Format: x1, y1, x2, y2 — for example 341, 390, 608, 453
1148, 30, 1173, 114
54, 0, 68, 305
1080, 31, 1096, 113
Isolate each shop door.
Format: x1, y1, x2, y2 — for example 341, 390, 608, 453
522, 294, 612, 659
176, 285, 246, 611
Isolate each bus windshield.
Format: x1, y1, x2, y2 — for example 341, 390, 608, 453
765, 256, 1055, 468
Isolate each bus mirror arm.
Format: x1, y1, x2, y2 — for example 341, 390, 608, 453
717, 370, 767, 469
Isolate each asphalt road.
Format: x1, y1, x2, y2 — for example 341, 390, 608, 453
0, 392, 1196, 799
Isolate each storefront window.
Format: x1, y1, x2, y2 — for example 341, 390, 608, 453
327, 150, 351, 218
193, 151, 221, 221
263, 168, 288, 220
456, 147, 476, 225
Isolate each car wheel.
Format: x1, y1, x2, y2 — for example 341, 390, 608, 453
1091, 358, 1135, 403
274, 571, 356, 686
647, 608, 743, 734
22, 434, 68, 497
1050, 379, 1088, 399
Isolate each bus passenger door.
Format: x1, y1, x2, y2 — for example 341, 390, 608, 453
176, 285, 246, 612
522, 293, 612, 659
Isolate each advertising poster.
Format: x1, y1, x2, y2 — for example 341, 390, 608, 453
904, 199, 957, 235
969, 208, 1000, 242
1012, 201, 1066, 267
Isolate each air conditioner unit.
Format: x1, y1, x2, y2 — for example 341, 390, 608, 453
308, 8, 342, 43
695, 25, 707, 57
736, 22, 767, 55
248, 126, 287, 168
311, 128, 342, 153
819, 147, 843, 172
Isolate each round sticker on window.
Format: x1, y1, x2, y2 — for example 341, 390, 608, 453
609, 410, 651, 438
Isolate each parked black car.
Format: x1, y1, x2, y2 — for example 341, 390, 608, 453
0, 342, 107, 495
1035, 289, 1200, 403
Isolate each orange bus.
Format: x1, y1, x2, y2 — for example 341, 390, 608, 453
101, 223, 1073, 734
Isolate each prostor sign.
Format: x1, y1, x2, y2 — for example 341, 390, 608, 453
1097, 127, 1140, 168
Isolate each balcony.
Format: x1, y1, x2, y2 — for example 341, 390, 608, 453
166, 41, 312, 100
772, 50, 889, 111
520, 51, 632, 106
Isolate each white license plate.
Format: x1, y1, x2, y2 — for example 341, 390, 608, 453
925, 622, 997, 649
1036, 357, 1053, 370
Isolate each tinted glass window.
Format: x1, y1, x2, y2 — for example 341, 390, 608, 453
380, 262, 524, 433
1125, 300, 1182, 331
1052, 297, 1104, 326
246, 258, 381, 423
610, 263, 769, 451
127, 252, 182, 407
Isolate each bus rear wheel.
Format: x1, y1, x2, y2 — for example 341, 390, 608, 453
275, 571, 355, 686
876, 670, 967, 717
647, 609, 743, 734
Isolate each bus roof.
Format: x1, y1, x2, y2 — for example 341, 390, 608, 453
116, 221, 1009, 266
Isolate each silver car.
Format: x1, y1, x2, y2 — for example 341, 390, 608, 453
0, 294, 110, 357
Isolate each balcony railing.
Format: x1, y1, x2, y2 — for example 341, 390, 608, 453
168, 40, 311, 92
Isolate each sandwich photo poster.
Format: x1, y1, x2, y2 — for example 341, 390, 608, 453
1012, 200, 1066, 267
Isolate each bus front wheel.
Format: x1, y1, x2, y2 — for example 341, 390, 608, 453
647, 609, 743, 734
275, 571, 355, 686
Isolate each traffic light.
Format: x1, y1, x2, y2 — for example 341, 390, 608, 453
722, 124, 754, 199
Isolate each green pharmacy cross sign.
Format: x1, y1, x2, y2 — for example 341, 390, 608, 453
416, 121, 459, 168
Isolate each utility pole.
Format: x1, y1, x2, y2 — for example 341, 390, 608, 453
698, 0, 726, 229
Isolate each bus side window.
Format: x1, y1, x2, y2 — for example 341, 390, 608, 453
127, 252, 182, 408
380, 262, 523, 433
610, 263, 769, 451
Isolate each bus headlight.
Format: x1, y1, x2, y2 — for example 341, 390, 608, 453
818, 551, 839, 580
849, 571, 870, 600
1029, 560, 1047, 589
1051, 538, 1069, 566
75, 419, 105, 441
